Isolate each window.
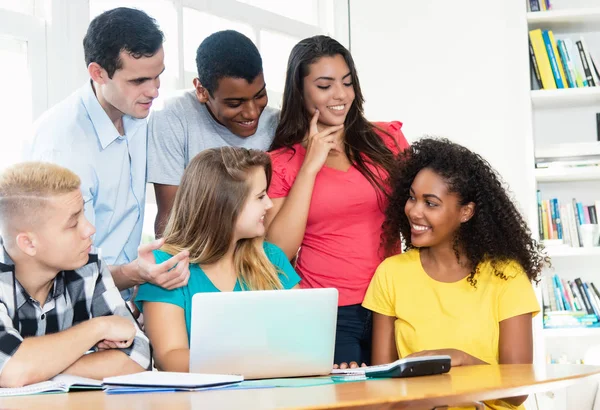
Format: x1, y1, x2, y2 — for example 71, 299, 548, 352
0, 7, 47, 173
0, 38, 31, 170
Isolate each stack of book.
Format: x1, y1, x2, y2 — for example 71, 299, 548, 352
536, 193, 599, 247
529, 28, 599, 90
542, 275, 600, 329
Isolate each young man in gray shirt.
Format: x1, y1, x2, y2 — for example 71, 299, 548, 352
147, 30, 279, 236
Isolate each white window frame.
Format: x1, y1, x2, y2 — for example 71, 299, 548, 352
0, 8, 47, 120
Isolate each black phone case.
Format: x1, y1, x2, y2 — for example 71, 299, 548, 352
366, 357, 451, 378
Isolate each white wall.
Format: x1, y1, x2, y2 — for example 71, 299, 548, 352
349, 0, 538, 230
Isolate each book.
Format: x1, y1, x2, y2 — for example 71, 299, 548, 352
565, 38, 587, 87
529, 29, 556, 89
528, 0, 540, 12
529, 40, 543, 89
581, 36, 600, 86
557, 39, 575, 88
548, 31, 569, 88
542, 30, 565, 88
102, 371, 243, 394
0, 374, 102, 397
576, 40, 595, 87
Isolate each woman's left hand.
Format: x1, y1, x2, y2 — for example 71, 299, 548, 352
405, 349, 467, 366
333, 362, 367, 370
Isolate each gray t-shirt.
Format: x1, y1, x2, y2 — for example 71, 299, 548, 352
147, 90, 279, 185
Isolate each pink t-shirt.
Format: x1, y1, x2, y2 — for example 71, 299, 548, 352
268, 122, 408, 306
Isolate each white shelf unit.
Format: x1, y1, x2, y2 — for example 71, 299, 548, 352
544, 327, 600, 338
531, 87, 600, 108
535, 166, 600, 182
527, 8, 600, 31
528, 0, 600, 385
546, 245, 600, 257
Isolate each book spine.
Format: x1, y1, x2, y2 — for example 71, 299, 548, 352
529, 0, 540, 12
585, 282, 600, 317
529, 29, 557, 89
590, 205, 598, 225
566, 38, 587, 87
575, 278, 594, 314
552, 198, 563, 239
569, 281, 583, 311
549, 31, 569, 88
560, 204, 572, 246
581, 37, 600, 86
576, 40, 595, 86
537, 190, 544, 238
542, 30, 565, 88
557, 39, 576, 88
576, 202, 586, 225
562, 278, 575, 310
529, 40, 543, 89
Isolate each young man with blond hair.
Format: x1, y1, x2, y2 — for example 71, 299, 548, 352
0, 162, 150, 388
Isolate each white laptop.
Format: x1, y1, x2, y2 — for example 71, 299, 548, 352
189, 288, 338, 379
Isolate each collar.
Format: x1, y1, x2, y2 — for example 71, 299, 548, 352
80, 80, 144, 150
0, 238, 99, 307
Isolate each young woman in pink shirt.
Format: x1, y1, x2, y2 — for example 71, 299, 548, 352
265, 35, 408, 366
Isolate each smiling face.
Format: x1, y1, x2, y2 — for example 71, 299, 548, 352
302, 54, 356, 127
404, 168, 474, 248
234, 166, 273, 241
196, 73, 268, 138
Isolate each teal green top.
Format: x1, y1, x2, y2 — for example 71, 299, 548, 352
135, 242, 300, 341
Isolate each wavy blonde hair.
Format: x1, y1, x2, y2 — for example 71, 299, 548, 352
161, 147, 283, 290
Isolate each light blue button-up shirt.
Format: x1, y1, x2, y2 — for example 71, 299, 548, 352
27, 81, 147, 300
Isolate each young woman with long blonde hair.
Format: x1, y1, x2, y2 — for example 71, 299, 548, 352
136, 147, 300, 372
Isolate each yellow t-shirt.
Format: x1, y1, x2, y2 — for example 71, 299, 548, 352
362, 249, 540, 410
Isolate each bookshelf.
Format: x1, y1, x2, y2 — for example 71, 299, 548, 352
546, 245, 600, 257
527, 2, 600, 408
543, 327, 600, 338
535, 166, 600, 182
527, 7, 600, 32
531, 87, 600, 107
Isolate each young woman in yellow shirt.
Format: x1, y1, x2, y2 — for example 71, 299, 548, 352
362, 138, 548, 410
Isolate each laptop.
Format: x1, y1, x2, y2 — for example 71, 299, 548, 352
189, 288, 338, 379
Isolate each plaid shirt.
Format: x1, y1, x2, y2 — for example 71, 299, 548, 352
0, 245, 151, 373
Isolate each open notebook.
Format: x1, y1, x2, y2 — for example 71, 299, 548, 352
0, 374, 102, 397
0, 372, 244, 396
102, 371, 243, 394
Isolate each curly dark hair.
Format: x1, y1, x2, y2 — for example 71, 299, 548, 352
84, 7, 164, 78
195, 30, 263, 96
382, 137, 548, 286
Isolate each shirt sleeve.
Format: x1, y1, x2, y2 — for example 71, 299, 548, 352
267, 150, 294, 199
91, 258, 151, 370
372, 121, 409, 154
0, 301, 23, 374
147, 108, 187, 186
264, 242, 301, 289
362, 259, 397, 317
134, 250, 186, 311
497, 263, 540, 322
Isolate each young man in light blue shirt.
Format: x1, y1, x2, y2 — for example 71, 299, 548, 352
27, 8, 190, 300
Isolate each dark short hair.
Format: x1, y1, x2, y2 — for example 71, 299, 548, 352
83, 7, 164, 78
195, 30, 263, 95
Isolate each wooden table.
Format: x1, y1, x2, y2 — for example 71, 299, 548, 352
2, 364, 599, 410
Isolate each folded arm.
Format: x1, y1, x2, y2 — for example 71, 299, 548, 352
0, 317, 111, 387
